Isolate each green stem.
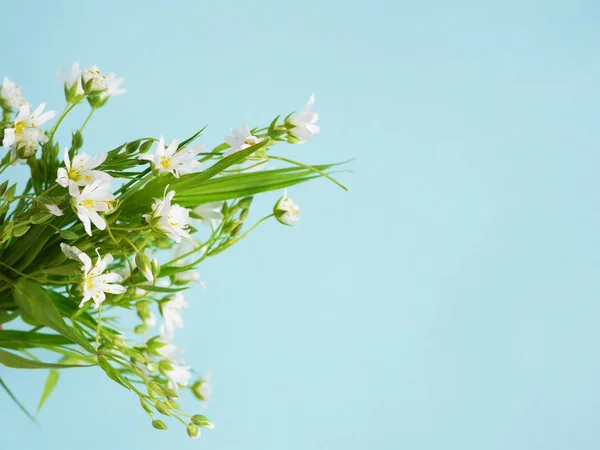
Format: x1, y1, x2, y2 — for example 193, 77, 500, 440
95, 303, 102, 350
268, 155, 348, 191
80, 108, 95, 133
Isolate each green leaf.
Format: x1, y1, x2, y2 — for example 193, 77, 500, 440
13, 279, 93, 351
36, 370, 59, 415
0, 376, 36, 421
0, 330, 73, 349
178, 126, 207, 149
0, 349, 93, 369
138, 284, 189, 293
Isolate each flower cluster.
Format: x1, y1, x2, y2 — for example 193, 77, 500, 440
0, 62, 344, 439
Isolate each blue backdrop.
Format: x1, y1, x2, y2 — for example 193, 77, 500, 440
2, 1, 600, 449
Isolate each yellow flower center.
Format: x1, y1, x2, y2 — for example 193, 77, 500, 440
85, 276, 93, 289
160, 156, 171, 169
15, 122, 26, 136
68, 168, 82, 181
80, 199, 95, 209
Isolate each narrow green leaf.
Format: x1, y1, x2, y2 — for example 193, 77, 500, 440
98, 356, 131, 390
36, 370, 59, 415
0, 330, 73, 349
0, 376, 36, 421
0, 349, 93, 369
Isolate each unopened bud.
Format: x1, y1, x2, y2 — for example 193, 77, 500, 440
155, 401, 170, 416
151, 420, 168, 430
187, 424, 200, 439
135, 253, 153, 283
191, 414, 215, 429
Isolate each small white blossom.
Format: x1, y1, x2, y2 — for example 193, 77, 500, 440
57, 148, 112, 196
172, 242, 205, 286
144, 311, 157, 327
193, 372, 212, 409
60, 244, 125, 308
2, 103, 56, 161
165, 363, 192, 392
138, 136, 204, 178
290, 93, 320, 142
193, 202, 223, 229
82, 65, 126, 99
59, 62, 84, 97
0, 77, 26, 109
159, 292, 188, 341
157, 343, 184, 363
73, 180, 115, 236
224, 123, 263, 156
274, 189, 300, 226
44, 203, 63, 216
144, 189, 191, 243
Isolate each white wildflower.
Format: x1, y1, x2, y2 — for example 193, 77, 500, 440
193, 202, 223, 229
60, 244, 125, 308
289, 93, 320, 142
56, 148, 112, 196
274, 189, 300, 225
2, 103, 56, 161
0, 77, 26, 109
224, 123, 263, 155
138, 136, 204, 178
144, 189, 191, 243
165, 363, 192, 392
193, 372, 212, 409
159, 292, 188, 341
73, 180, 115, 236
82, 65, 126, 99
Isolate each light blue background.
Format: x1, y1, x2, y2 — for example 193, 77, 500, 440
2, 0, 600, 449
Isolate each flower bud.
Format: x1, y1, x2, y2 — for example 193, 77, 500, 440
238, 196, 253, 209
135, 253, 153, 283
187, 424, 200, 439
191, 414, 215, 429
273, 189, 300, 226
134, 324, 148, 334
155, 401, 170, 416
151, 420, 168, 430
158, 359, 173, 374
151, 258, 160, 279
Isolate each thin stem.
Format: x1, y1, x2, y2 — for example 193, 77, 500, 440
80, 108, 95, 133
268, 155, 348, 191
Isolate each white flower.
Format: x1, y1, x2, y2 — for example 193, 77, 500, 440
157, 343, 184, 363
159, 292, 188, 341
59, 62, 84, 97
172, 242, 205, 286
193, 202, 223, 229
57, 148, 112, 196
82, 65, 126, 99
44, 203, 63, 216
138, 136, 204, 178
2, 103, 56, 159
224, 123, 263, 155
193, 372, 212, 409
274, 189, 300, 225
144, 311, 157, 327
290, 93, 320, 142
0, 77, 26, 109
165, 363, 192, 392
60, 244, 126, 308
73, 180, 115, 236
144, 189, 191, 243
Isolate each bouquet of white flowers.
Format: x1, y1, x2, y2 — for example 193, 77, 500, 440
0, 63, 346, 438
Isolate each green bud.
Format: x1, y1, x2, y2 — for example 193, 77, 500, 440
126, 140, 141, 154
191, 414, 215, 429
151, 258, 160, 279
135, 252, 154, 283
166, 399, 180, 409
239, 209, 249, 222
187, 424, 200, 439
147, 337, 166, 355
158, 359, 173, 374
3, 184, 17, 201
155, 401, 170, 416
139, 140, 154, 153
222, 220, 240, 234
71, 130, 83, 150
238, 196, 254, 209
134, 324, 149, 334
30, 212, 52, 224
12, 223, 30, 237
162, 386, 179, 398
1, 221, 14, 243
230, 223, 242, 237
59, 230, 80, 240
151, 420, 168, 430
136, 300, 152, 310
